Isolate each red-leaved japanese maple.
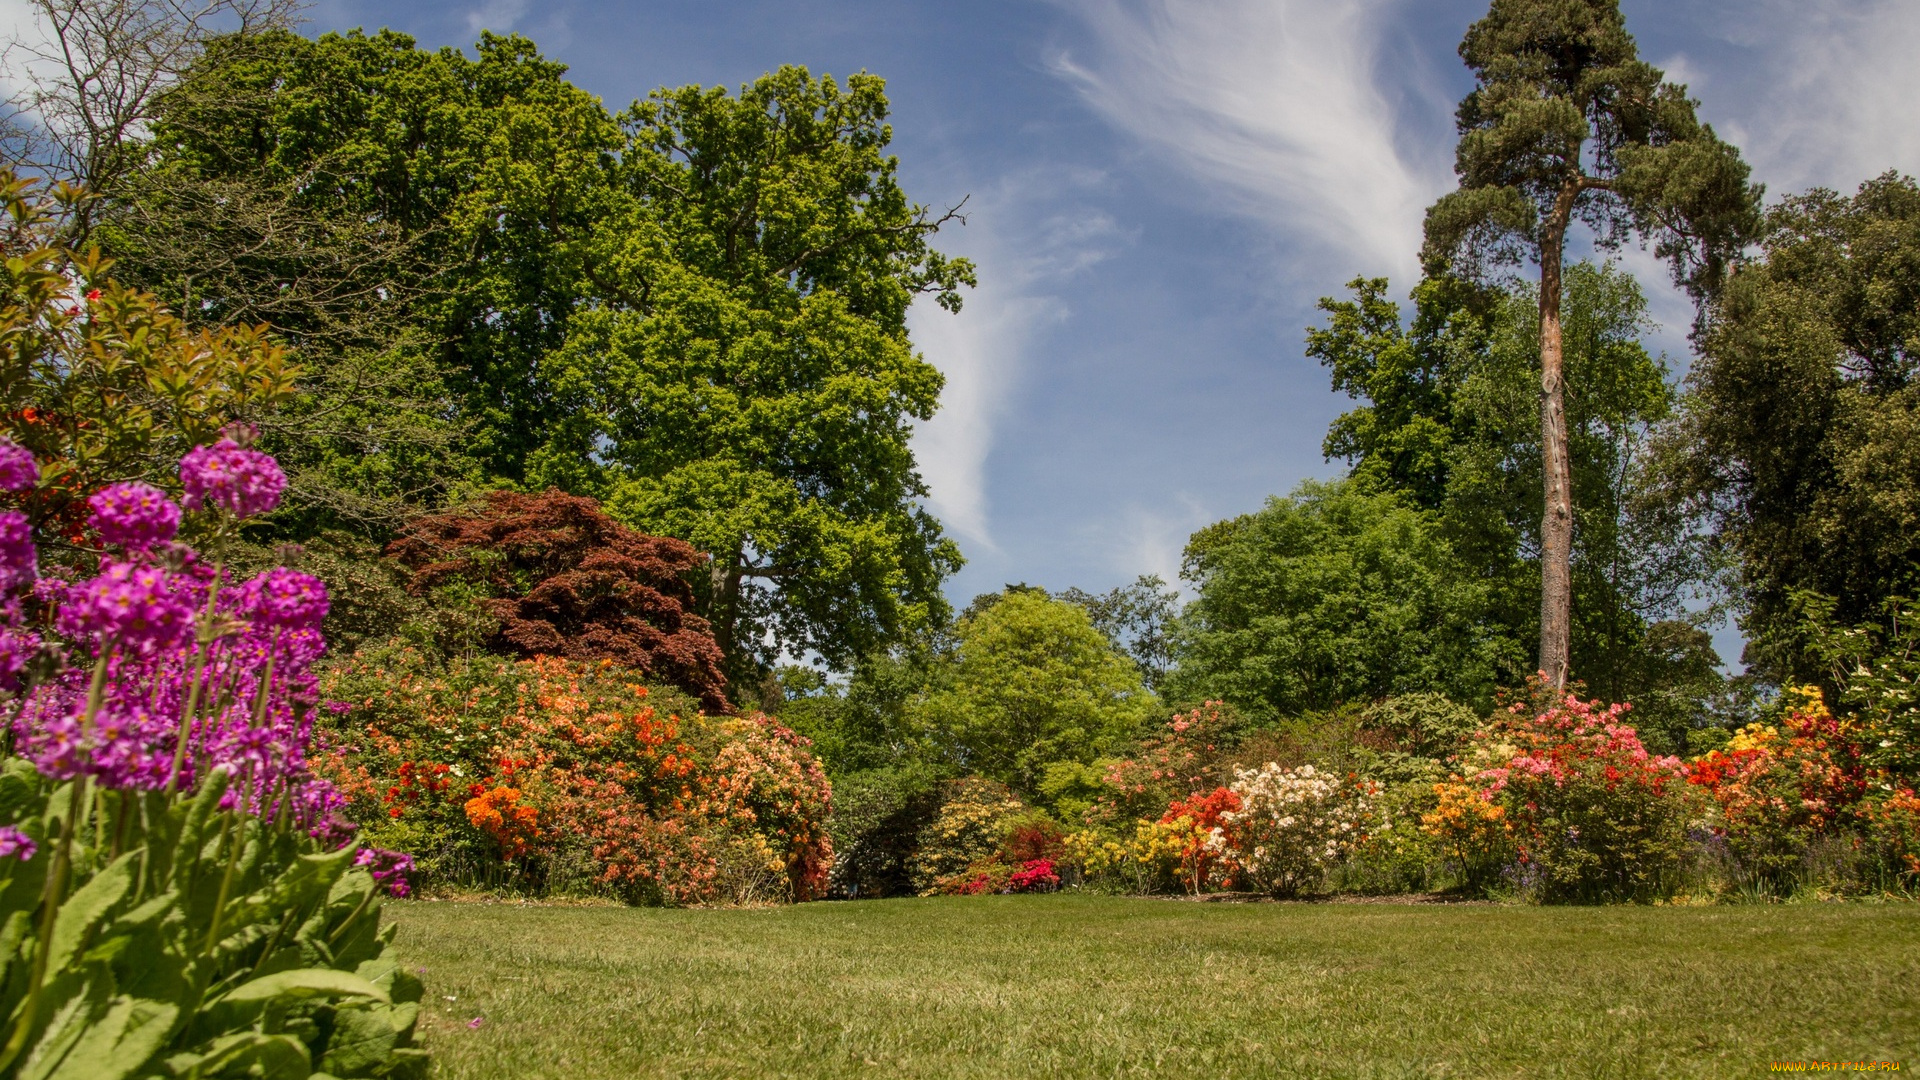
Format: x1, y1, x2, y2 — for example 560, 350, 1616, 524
389, 490, 730, 711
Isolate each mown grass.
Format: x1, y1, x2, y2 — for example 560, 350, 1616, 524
388, 895, 1918, 1079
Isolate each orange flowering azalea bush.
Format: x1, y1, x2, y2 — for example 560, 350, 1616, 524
1684, 686, 1868, 893
1861, 788, 1920, 887
315, 646, 833, 905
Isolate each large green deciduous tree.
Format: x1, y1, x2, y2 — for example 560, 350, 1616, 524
97, 28, 620, 531
1165, 479, 1519, 723
1680, 173, 1920, 682
1422, 0, 1759, 687
86, 27, 972, 677
531, 67, 973, 675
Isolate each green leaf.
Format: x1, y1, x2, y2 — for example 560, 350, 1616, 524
218, 968, 389, 1008
315, 1002, 403, 1077
42, 996, 176, 1080
46, 854, 136, 976
16, 967, 112, 1080
189, 1032, 311, 1080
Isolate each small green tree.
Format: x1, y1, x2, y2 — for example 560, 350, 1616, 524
914, 590, 1155, 798
1422, 0, 1759, 687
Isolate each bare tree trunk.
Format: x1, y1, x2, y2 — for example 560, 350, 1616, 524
1536, 181, 1580, 689
707, 544, 743, 672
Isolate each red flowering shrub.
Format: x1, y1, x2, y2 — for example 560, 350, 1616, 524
1685, 686, 1869, 891
1456, 683, 1698, 902
316, 648, 832, 904
1158, 786, 1243, 893
389, 490, 730, 711
1001, 820, 1067, 864
1007, 859, 1061, 892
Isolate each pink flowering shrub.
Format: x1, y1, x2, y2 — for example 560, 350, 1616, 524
1457, 681, 1699, 902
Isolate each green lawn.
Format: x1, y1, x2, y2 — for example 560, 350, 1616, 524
388, 895, 1917, 1079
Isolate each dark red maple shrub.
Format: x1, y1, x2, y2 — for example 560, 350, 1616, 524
388, 490, 731, 712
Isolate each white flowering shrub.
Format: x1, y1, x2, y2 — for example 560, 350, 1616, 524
1212, 763, 1385, 896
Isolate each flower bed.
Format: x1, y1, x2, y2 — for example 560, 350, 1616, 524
317, 652, 834, 904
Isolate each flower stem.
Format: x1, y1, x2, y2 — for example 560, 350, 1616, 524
167, 560, 225, 795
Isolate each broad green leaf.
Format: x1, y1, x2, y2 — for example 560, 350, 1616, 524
316, 1003, 400, 1077
46, 854, 135, 976
191, 1032, 311, 1080
219, 968, 389, 1007
43, 996, 176, 1080
16, 967, 111, 1080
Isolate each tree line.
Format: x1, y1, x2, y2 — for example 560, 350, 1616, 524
3, 0, 1915, 762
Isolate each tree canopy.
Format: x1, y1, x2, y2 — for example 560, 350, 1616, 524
84, 30, 971, 679
534, 67, 973, 674
1680, 173, 1920, 682
1308, 264, 1725, 746
1165, 479, 1519, 722
914, 589, 1155, 798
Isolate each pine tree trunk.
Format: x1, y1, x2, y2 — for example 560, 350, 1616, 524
1536, 183, 1580, 689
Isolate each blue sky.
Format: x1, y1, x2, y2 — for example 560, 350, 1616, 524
68, 0, 1920, 657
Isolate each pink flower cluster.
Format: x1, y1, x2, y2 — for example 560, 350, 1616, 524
238, 565, 330, 631
0, 512, 34, 596
355, 846, 416, 897
5, 441, 348, 838
1472, 693, 1684, 798
0, 825, 33, 861
179, 435, 286, 519
0, 440, 37, 493
88, 481, 181, 551
56, 560, 194, 652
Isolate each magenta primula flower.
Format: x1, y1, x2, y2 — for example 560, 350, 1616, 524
0, 441, 37, 493
237, 566, 329, 631
355, 846, 416, 898
0, 826, 34, 861
57, 560, 193, 650
0, 511, 35, 596
88, 481, 182, 551
180, 438, 286, 519
0, 626, 40, 691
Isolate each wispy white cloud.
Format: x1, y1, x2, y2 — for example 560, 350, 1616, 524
1689, 0, 1920, 195
1046, 0, 1451, 283
1100, 496, 1210, 592
465, 0, 530, 35
909, 169, 1131, 552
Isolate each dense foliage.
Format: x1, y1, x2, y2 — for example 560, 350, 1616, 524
1680, 174, 1920, 683
388, 489, 730, 712
1307, 263, 1727, 748
97, 31, 973, 681
1166, 479, 1516, 721
317, 651, 833, 905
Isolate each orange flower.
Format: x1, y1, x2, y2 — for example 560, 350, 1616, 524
465, 786, 540, 858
